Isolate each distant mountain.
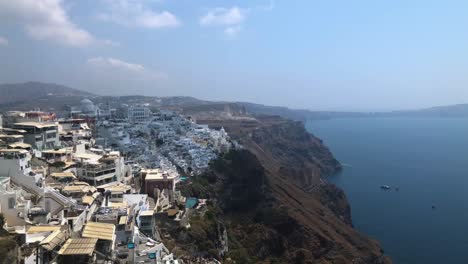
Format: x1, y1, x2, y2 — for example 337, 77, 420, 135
0, 82, 94, 104
3, 81, 468, 119
239, 102, 370, 121
241, 102, 468, 120
385, 104, 468, 117
0, 82, 96, 112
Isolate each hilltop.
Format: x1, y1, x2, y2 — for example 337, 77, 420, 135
0, 82, 95, 111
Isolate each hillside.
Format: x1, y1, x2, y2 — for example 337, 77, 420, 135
176, 110, 391, 263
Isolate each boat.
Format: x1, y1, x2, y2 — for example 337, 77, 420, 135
380, 185, 391, 190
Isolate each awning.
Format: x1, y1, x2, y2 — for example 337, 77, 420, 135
40, 229, 68, 251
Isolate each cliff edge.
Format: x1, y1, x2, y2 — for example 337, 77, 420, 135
172, 111, 391, 263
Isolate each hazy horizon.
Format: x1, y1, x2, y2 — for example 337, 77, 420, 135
2, 0, 468, 111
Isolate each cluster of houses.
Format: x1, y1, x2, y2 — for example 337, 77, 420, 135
0, 101, 234, 264
97, 108, 233, 176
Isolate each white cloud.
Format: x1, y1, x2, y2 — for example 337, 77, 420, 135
0, 37, 8, 46
87, 57, 167, 80
88, 57, 144, 72
200, 7, 248, 37
0, 0, 95, 46
224, 26, 242, 38
200, 7, 247, 26
98, 0, 180, 28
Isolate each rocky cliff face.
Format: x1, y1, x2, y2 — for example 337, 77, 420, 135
179, 114, 391, 264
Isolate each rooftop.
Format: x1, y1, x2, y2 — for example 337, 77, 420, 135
14, 122, 58, 129
58, 238, 98, 256
40, 229, 68, 251
143, 169, 177, 180
0, 149, 28, 154
63, 185, 95, 193
74, 153, 102, 160
8, 142, 31, 149
27, 225, 61, 234
82, 195, 95, 205
139, 210, 154, 217
82, 221, 115, 241
42, 149, 70, 154
0, 134, 23, 139
50, 172, 76, 178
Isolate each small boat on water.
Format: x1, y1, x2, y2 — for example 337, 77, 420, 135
380, 185, 391, 190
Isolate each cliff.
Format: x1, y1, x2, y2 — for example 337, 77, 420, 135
173, 113, 391, 263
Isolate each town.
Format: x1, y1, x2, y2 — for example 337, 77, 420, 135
0, 98, 236, 264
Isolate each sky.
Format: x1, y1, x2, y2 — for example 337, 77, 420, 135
1, 0, 468, 111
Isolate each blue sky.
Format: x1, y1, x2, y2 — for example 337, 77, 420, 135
1, 0, 468, 111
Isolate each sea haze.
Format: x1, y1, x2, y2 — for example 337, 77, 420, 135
306, 117, 468, 264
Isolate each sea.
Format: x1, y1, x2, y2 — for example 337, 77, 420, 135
306, 117, 468, 264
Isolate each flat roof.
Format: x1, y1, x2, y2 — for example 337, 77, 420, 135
58, 118, 86, 122
0, 134, 23, 139
74, 153, 102, 160
82, 222, 115, 241
27, 225, 61, 234
0, 149, 28, 154
63, 161, 77, 169
42, 149, 69, 154
143, 169, 177, 180
71, 181, 90, 186
0, 128, 27, 133
118, 216, 128, 225
63, 185, 89, 193
50, 172, 76, 178
8, 142, 31, 149
58, 238, 98, 256
14, 122, 58, 129
107, 184, 131, 193
108, 201, 127, 208
82, 195, 95, 205
140, 210, 154, 216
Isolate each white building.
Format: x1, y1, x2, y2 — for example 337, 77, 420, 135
128, 107, 152, 123
75, 153, 126, 187
13, 122, 60, 150
0, 149, 32, 176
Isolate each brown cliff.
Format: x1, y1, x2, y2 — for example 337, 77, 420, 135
179, 113, 391, 264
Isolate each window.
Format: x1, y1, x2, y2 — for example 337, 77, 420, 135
8, 197, 15, 209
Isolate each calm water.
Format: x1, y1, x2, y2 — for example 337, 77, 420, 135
306, 118, 468, 264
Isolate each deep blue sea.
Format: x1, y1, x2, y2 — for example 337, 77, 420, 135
306, 118, 468, 264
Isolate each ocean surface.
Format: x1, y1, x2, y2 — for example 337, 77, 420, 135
306, 118, 468, 264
